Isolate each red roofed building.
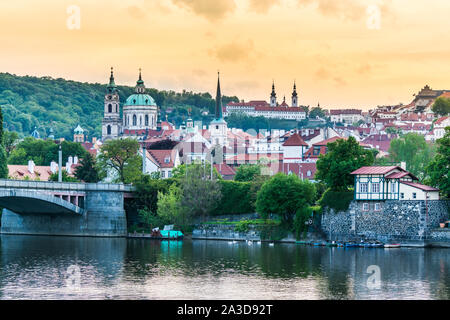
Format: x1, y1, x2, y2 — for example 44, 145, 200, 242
145, 149, 180, 179
330, 109, 364, 124
214, 163, 236, 180
282, 133, 308, 163
351, 166, 439, 201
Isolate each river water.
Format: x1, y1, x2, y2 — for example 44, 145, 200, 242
0, 235, 448, 300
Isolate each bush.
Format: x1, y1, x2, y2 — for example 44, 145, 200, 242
210, 180, 255, 215
319, 188, 354, 213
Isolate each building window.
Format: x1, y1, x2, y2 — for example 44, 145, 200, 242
374, 203, 381, 211
164, 157, 170, 164
362, 203, 369, 211
107, 125, 111, 135
400, 193, 404, 199
145, 115, 149, 126
133, 115, 137, 126
108, 104, 112, 113
413, 192, 417, 199
391, 182, 396, 193
371, 183, 380, 193
168, 171, 172, 178
307, 170, 311, 177
360, 183, 368, 193
161, 171, 165, 178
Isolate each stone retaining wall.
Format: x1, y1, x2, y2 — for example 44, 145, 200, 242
321, 200, 449, 243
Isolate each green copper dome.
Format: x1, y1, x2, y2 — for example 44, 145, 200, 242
124, 94, 157, 107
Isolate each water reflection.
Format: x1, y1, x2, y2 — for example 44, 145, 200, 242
0, 235, 448, 300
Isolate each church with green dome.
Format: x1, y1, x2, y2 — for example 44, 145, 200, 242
102, 68, 159, 141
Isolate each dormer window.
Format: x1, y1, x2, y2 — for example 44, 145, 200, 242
164, 157, 171, 164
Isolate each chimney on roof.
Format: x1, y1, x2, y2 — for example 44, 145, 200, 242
50, 161, 57, 174
28, 160, 35, 174
66, 162, 71, 174
74, 156, 78, 165
400, 162, 406, 171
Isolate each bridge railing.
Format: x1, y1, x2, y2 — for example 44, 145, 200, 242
0, 179, 135, 192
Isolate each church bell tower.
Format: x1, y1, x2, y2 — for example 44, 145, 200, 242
102, 67, 122, 141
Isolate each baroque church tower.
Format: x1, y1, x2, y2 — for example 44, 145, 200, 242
270, 81, 277, 107
292, 81, 298, 107
102, 67, 121, 140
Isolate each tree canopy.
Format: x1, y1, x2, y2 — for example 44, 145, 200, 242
431, 97, 450, 116
256, 173, 316, 225
426, 127, 450, 198
388, 133, 435, 180
316, 137, 374, 190
97, 138, 142, 184
74, 153, 102, 183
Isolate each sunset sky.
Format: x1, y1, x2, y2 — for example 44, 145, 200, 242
1, 0, 450, 109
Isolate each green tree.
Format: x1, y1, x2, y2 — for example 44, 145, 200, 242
309, 106, 326, 119
156, 184, 185, 228
256, 173, 316, 225
97, 138, 142, 183
431, 97, 450, 116
74, 153, 102, 183
316, 137, 374, 190
49, 170, 79, 182
0, 106, 7, 178
2, 130, 19, 157
179, 164, 222, 221
426, 127, 450, 198
234, 164, 262, 182
388, 133, 435, 179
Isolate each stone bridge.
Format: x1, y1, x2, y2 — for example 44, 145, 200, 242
0, 180, 134, 237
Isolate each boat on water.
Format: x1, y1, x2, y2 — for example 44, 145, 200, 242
295, 241, 308, 245
326, 241, 338, 247
344, 242, 359, 247
384, 244, 401, 248
151, 226, 184, 240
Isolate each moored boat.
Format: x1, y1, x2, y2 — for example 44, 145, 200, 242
384, 243, 401, 248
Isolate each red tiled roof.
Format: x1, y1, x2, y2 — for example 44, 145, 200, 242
351, 166, 404, 175
147, 149, 178, 168
282, 133, 308, 146
214, 164, 236, 177
330, 109, 362, 115
385, 171, 419, 180
314, 136, 344, 146
435, 116, 449, 125
401, 181, 439, 191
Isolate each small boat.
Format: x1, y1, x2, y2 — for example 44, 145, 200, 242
295, 241, 308, 245
268, 242, 275, 247
326, 241, 338, 247
344, 242, 359, 247
312, 241, 325, 246
247, 240, 253, 245
384, 243, 401, 248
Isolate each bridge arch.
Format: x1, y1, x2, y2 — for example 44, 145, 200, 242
0, 190, 85, 215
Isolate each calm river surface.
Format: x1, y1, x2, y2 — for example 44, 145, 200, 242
0, 235, 449, 300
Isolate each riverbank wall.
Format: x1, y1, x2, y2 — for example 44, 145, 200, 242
321, 200, 449, 247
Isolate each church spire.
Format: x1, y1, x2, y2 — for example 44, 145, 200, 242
291, 80, 298, 107
135, 68, 146, 93
270, 81, 277, 107
107, 67, 117, 93
215, 72, 223, 120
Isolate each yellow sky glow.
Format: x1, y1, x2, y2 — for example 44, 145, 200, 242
1, 0, 450, 110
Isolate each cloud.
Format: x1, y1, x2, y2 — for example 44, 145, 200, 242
171, 0, 236, 21
297, 0, 392, 22
211, 40, 255, 63
127, 6, 147, 20
248, 0, 280, 13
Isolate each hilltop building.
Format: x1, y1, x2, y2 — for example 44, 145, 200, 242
224, 82, 307, 121
73, 125, 85, 143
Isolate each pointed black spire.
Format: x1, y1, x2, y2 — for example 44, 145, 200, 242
271, 81, 276, 98
292, 81, 297, 97
135, 68, 145, 93
215, 72, 223, 120
107, 67, 117, 93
